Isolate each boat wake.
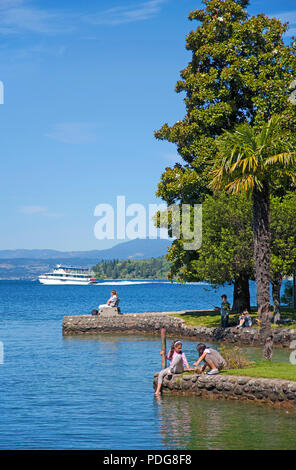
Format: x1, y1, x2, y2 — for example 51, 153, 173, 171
95, 280, 210, 286
95, 280, 170, 286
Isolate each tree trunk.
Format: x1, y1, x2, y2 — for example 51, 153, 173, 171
252, 181, 273, 360
272, 277, 282, 324
232, 274, 250, 313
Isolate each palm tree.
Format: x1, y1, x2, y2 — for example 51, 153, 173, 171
210, 115, 296, 359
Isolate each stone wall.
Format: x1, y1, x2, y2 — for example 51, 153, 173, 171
153, 372, 296, 408
62, 312, 296, 347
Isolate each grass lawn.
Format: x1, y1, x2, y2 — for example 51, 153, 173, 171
181, 361, 296, 381
221, 361, 296, 382
170, 310, 296, 329
170, 312, 255, 327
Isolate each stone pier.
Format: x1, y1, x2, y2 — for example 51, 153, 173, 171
62, 311, 296, 347
153, 372, 296, 408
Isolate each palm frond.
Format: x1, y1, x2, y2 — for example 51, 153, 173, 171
211, 114, 295, 194
230, 154, 259, 174
225, 175, 257, 194
265, 152, 296, 167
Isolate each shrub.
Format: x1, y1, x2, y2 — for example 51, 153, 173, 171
219, 345, 253, 370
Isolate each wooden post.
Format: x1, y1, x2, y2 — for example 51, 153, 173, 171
160, 327, 167, 369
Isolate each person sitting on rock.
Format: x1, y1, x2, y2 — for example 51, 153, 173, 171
236, 309, 252, 328
154, 340, 191, 396
193, 343, 226, 375
99, 290, 119, 309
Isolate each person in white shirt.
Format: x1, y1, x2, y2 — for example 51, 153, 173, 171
194, 343, 226, 375
99, 290, 119, 309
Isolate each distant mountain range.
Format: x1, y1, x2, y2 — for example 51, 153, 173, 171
0, 239, 172, 280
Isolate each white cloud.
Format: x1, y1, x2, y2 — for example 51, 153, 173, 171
0, 0, 72, 34
0, 0, 167, 36
19, 205, 47, 215
45, 122, 99, 145
84, 0, 167, 26
19, 205, 63, 217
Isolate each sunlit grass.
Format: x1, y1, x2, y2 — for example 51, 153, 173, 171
181, 361, 296, 381
170, 311, 296, 329
221, 361, 296, 382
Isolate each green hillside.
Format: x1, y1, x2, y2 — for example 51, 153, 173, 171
93, 257, 170, 280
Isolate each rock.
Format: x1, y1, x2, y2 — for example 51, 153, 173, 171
154, 373, 296, 408
99, 307, 121, 317
62, 313, 296, 347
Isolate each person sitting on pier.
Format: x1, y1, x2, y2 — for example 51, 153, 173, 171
236, 309, 252, 328
99, 290, 119, 309
193, 343, 226, 375
154, 340, 191, 396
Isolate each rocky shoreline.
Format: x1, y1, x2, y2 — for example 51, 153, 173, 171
62, 311, 296, 347
152, 372, 296, 408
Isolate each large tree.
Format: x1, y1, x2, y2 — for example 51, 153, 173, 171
210, 116, 296, 359
156, 0, 296, 202
155, 0, 296, 327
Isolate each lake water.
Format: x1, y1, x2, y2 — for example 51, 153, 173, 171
0, 280, 295, 450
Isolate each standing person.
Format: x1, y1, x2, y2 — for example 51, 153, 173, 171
220, 294, 231, 327
193, 343, 226, 375
99, 290, 119, 309
154, 340, 191, 396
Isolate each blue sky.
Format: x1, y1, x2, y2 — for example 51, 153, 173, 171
1, 0, 296, 251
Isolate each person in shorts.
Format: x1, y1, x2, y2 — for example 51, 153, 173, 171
193, 343, 226, 375
237, 309, 252, 328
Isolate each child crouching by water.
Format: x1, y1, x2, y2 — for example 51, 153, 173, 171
194, 343, 226, 375
154, 340, 191, 396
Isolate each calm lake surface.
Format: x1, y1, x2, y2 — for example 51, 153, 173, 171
0, 280, 295, 450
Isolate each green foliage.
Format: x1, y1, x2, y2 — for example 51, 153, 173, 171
218, 345, 253, 369
189, 192, 254, 284
154, 0, 296, 287
271, 193, 296, 280
211, 115, 296, 194
164, 191, 296, 285
155, 0, 296, 205
93, 257, 170, 280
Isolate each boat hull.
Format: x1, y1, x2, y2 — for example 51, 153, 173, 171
39, 278, 97, 285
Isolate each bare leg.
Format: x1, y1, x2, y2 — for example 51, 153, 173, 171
155, 366, 171, 395
154, 355, 183, 395
206, 359, 217, 370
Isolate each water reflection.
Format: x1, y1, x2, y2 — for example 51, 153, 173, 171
155, 394, 296, 450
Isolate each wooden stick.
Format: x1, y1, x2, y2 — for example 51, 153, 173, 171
160, 327, 167, 369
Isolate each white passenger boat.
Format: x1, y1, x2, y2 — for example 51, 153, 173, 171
38, 265, 97, 285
